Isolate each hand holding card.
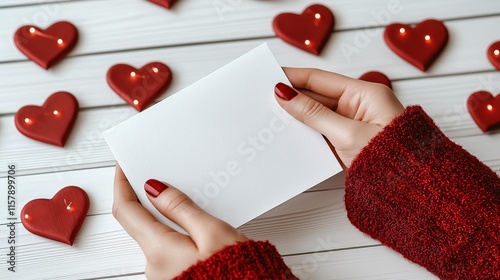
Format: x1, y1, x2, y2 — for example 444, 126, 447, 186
103, 44, 341, 231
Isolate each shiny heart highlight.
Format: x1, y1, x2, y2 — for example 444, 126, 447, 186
107, 62, 173, 111
487, 41, 500, 71
21, 186, 90, 245
384, 19, 448, 71
467, 91, 500, 132
14, 21, 78, 69
15, 92, 79, 147
273, 4, 334, 55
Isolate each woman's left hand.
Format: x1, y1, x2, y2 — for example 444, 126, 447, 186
112, 164, 248, 280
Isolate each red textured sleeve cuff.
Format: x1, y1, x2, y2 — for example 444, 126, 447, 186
174, 240, 298, 279
345, 106, 500, 279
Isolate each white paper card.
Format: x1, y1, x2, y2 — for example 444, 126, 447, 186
103, 44, 341, 230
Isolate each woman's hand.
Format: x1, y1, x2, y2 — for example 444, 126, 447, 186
275, 68, 405, 168
112, 164, 248, 279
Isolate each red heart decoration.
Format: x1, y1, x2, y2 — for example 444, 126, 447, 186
15, 92, 79, 147
107, 62, 173, 111
384, 19, 448, 71
467, 91, 500, 132
14, 21, 78, 69
273, 4, 334, 55
487, 41, 500, 71
359, 71, 392, 89
21, 186, 90, 245
148, 0, 177, 9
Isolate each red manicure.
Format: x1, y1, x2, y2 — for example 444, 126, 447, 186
144, 179, 168, 197
275, 82, 298, 101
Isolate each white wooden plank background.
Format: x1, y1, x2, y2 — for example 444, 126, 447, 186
1, 16, 500, 115
1, 0, 499, 279
2, 0, 499, 62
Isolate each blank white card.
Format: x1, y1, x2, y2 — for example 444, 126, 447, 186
103, 44, 341, 230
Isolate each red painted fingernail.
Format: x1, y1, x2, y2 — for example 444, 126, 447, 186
275, 82, 298, 101
144, 179, 168, 198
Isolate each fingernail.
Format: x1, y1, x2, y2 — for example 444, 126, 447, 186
144, 179, 168, 198
275, 82, 298, 101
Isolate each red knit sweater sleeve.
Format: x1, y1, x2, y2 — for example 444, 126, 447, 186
345, 106, 500, 279
174, 240, 298, 279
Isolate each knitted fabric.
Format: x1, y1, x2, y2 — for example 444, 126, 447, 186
345, 106, 500, 279
174, 240, 298, 279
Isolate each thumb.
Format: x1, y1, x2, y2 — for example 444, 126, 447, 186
274, 82, 357, 148
144, 179, 246, 248
144, 179, 222, 243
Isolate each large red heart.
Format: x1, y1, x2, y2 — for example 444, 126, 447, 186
487, 41, 500, 70
14, 21, 78, 69
107, 62, 172, 111
384, 19, 448, 71
15, 92, 79, 147
148, 0, 177, 9
21, 186, 90, 245
273, 4, 334, 55
467, 91, 500, 132
359, 71, 392, 89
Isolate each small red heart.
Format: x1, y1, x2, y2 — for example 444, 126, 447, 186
148, 0, 177, 9
487, 41, 500, 71
14, 21, 78, 69
359, 71, 393, 89
21, 186, 90, 245
467, 91, 500, 132
107, 62, 172, 111
384, 19, 448, 71
273, 4, 334, 55
15, 92, 79, 147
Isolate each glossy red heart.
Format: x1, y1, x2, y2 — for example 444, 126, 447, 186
273, 4, 334, 55
107, 62, 172, 111
487, 41, 500, 71
148, 0, 177, 9
21, 186, 90, 245
359, 71, 392, 89
14, 21, 78, 69
467, 91, 500, 132
15, 92, 79, 147
384, 19, 448, 71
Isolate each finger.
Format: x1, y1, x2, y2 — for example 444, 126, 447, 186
113, 164, 175, 249
144, 179, 231, 246
300, 88, 339, 109
114, 163, 139, 203
284, 67, 363, 99
274, 82, 361, 148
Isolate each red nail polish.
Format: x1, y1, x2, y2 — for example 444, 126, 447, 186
275, 82, 298, 101
144, 179, 168, 197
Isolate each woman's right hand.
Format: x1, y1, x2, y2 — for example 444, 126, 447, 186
275, 68, 405, 169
